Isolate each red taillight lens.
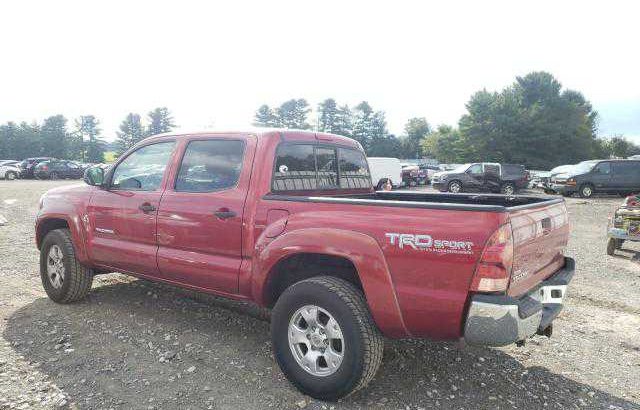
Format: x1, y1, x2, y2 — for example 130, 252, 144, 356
42, 165, 48, 171
470, 223, 514, 293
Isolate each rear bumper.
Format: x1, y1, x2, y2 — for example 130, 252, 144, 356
463, 257, 574, 346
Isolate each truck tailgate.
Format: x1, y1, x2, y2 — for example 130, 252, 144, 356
507, 201, 570, 297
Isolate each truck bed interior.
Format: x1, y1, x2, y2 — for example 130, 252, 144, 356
266, 190, 563, 212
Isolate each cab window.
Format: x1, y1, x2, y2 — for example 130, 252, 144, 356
338, 148, 371, 189
175, 139, 245, 192
594, 162, 611, 174
111, 141, 176, 191
468, 164, 483, 174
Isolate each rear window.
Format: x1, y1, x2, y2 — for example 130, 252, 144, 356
272, 144, 371, 191
613, 161, 639, 175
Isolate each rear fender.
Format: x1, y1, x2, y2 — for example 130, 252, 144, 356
252, 227, 409, 337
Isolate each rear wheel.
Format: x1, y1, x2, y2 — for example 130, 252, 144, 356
447, 180, 462, 193
271, 276, 384, 400
606, 238, 617, 256
40, 229, 93, 303
579, 184, 594, 198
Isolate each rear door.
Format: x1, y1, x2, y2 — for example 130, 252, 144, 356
86, 140, 177, 276
611, 161, 638, 192
156, 135, 256, 294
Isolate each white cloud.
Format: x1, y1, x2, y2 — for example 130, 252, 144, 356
0, 0, 638, 140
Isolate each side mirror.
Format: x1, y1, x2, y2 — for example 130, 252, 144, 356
84, 166, 105, 187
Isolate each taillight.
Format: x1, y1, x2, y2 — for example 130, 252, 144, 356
41, 165, 48, 171
470, 223, 514, 293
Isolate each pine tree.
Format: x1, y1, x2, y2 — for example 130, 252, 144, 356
317, 99, 339, 133
146, 107, 175, 136
276, 99, 311, 129
402, 117, 431, 159
253, 104, 279, 127
333, 104, 353, 137
40, 115, 68, 159
116, 113, 145, 154
74, 115, 105, 163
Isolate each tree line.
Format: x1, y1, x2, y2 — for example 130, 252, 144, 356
2, 72, 637, 169
0, 107, 175, 163
254, 72, 638, 169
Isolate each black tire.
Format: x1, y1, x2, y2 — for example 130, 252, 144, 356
447, 180, 463, 193
271, 276, 384, 400
5, 171, 17, 180
606, 238, 616, 256
40, 229, 93, 303
579, 183, 594, 198
501, 183, 516, 195
616, 239, 625, 249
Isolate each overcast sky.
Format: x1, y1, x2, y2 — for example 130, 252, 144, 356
1, 0, 638, 142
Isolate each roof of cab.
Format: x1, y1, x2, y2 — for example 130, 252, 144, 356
142, 128, 362, 149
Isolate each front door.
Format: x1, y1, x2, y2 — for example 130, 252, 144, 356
466, 163, 484, 190
590, 162, 612, 192
156, 136, 255, 294
86, 141, 177, 276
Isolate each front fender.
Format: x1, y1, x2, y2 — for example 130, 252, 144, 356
252, 227, 409, 338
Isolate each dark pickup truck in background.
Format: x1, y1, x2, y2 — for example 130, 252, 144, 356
432, 162, 529, 195
35, 130, 571, 400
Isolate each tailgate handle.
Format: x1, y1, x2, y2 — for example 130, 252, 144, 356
541, 217, 552, 235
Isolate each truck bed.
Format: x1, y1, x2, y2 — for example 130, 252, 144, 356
267, 190, 563, 212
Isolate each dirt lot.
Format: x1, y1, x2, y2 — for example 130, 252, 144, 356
0, 180, 639, 410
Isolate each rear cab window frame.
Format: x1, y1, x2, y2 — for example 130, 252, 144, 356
271, 142, 372, 193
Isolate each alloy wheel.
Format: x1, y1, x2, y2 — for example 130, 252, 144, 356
46, 245, 65, 289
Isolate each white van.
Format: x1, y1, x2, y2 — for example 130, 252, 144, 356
367, 157, 403, 190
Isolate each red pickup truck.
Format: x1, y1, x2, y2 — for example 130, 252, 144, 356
35, 130, 574, 400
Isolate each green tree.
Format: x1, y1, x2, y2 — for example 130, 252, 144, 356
40, 115, 68, 159
253, 104, 279, 127
317, 98, 339, 133
333, 104, 353, 137
401, 117, 431, 159
276, 99, 311, 129
352, 101, 387, 153
0, 122, 20, 159
458, 72, 601, 169
422, 124, 464, 163
116, 113, 145, 154
75, 116, 105, 163
146, 107, 175, 136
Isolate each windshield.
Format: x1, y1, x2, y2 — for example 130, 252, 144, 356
450, 163, 472, 173
572, 161, 597, 174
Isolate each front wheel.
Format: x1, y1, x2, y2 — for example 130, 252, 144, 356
447, 180, 462, 193
607, 237, 617, 256
40, 229, 94, 303
4, 171, 17, 180
579, 184, 594, 198
271, 276, 384, 400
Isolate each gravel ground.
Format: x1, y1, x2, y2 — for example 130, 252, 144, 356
0, 180, 639, 410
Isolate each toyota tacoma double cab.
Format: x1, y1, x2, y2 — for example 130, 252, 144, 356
36, 130, 573, 400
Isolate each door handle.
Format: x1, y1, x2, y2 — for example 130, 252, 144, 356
139, 203, 156, 213
214, 208, 236, 219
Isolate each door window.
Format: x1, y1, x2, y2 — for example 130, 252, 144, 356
111, 141, 176, 191
612, 162, 637, 175
593, 162, 611, 174
175, 139, 245, 192
468, 164, 483, 174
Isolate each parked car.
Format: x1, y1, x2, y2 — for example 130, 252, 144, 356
18, 157, 53, 179
401, 164, 420, 186
0, 161, 21, 180
36, 130, 573, 400
432, 162, 529, 195
550, 159, 640, 198
606, 194, 640, 255
34, 159, 84, 180
0, 160, 19, 166
367, 157, 403, 189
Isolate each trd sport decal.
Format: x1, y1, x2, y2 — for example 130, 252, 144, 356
385, 233, 474, 255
